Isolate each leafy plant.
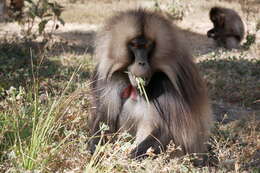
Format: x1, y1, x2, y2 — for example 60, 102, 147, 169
166, 0, 185, 20
243, 34, 256, 50
18, 0, 65, 40
152, 0, 192, 21
256, 19, 260, 31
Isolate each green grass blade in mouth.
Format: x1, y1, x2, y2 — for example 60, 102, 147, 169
135, 77, 149, 103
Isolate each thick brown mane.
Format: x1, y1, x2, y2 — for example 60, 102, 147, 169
89, 9, 212, 159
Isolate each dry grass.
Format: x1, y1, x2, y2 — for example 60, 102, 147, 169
60, 0, 149, 24
0, 0, 259, 172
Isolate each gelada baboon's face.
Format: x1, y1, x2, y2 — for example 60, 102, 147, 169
97, 10, 180, 87
210, 11, 225, 28
126, 36, 155, 87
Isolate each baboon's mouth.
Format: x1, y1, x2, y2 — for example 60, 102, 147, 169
126, 72, 151, 87
121, 71, 150, 101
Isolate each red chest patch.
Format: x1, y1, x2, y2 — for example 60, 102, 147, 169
121, 85, 138, 101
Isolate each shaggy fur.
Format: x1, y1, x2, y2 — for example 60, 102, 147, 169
207, 7, 245, 49
89, 9, 212, 158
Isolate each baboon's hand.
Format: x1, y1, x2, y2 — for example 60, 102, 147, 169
88, 137, 100, 154
207, 29, 216, 38
130, 147, 148, 160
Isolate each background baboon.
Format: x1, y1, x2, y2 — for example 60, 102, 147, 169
10, 0, 24, 12
0, 0, 7, 19
0, 0, 24, 20
89, 9, 212, 159
207, 7, 245, 49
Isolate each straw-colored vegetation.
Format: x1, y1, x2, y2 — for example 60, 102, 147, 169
0, 0, 259, 172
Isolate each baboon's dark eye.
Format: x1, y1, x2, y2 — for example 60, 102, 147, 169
131, 42, 139, 48
129, 36, 151, 49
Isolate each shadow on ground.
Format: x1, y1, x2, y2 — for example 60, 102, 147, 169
198, 56, 260, 122
0, 40, 93, 95
180, 29, 217, 56
53, 30, 96, 55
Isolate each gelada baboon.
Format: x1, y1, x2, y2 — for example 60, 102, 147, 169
10, 0, 24, 11
0, 0, 24, 19
207, 7, 245, 49
89, 9, 212, 159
